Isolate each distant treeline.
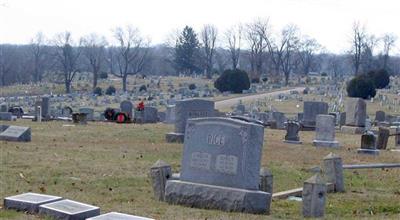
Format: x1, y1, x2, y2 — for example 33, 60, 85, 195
0, 22, 398, 92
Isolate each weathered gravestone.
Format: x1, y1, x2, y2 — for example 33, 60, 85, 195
341, 98, 366, 134
41, 97, 50, 119
4, 193, 63, 214
376, 127, 390, 150
143, 107, 158, 123
269, 111, 286, 129
165, 117, 271, 214
87, 212, 154, 220
0, 103, 7, 112
38, 199, 100, 220
283, 120, 302, 144
302, 101, 329, 129
302, 174, 327, 218
164, 105, 175, 124
165, 99, 215, 143
323, 153, 344, 192
0, 112, 12, 121
79, 108, 94, 121
120, 100, 133, 119
0, 125, 31, 142
375, 111, 386, 123
313, 115, 339, 148
357, 131, 379, 155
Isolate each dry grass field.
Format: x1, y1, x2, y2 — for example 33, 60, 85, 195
1, 119, 399, 219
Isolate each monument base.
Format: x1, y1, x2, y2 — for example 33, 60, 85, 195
165, 132, 184, 143
313, 140, 340, 148
357, 149, 380, 155
165, 180, 271, 214
283, 140, 302, 144
341, 126, 365, 134
391, 149, 400, 152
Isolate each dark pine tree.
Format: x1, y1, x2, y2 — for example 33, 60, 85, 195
174, 26, 200, 75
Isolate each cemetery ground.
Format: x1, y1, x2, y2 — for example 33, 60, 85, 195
1, 120, 399, 219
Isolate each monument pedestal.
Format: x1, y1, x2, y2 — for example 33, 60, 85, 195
341, 126, 365, 134
165, 180, 271, 214
357, 149, 380, 155
165, 132, 184, 143
313, 140, 340, 148
284, 140, 302, 144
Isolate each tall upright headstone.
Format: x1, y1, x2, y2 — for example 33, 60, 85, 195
164, 105, 176, 124
341, 98, 366, 134
302, 101, 328, 129
41, 97, 50, 120
302, 174, 327, 218
313, 115, 339, 148
376, 127, 390, 150
165, 117, 271, 214
165, 99, 215, 143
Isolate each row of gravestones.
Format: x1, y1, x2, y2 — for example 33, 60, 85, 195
3, 193, 153, 220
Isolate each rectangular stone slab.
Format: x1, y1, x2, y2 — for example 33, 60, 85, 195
38, 199, 100, 220
4, 193, 63, 213
87, 212, 154, 220
0, 125, 31, 142
165, 180, 271, 214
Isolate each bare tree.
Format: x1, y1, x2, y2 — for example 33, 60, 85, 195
381, 33, 397, 69
298, 36, 320, 75
200, 24, 218, 79
351, 22, 366, 75
113, 25, 149, 92
246, 19, 270, 80
225, 24, 242, 69
0, 45, 17, 86
29, 32, 47, 82
279, 25, 300, 85
53, 31, 82, 93
82, 33, 107, 90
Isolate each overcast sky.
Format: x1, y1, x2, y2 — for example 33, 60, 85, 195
1, 0, 399, 54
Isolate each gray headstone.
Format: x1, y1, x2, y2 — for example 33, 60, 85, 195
180, 117, 264, 190
79, 108, 94, 121
0, 103, 8, 112
143, 107, 158, 123
4, 193, 63, 214
302, 174, 327, 218
345, 98, 366, 127
302, 101, 328, 127
0, 112, 12, 121
150, 160, 172, 201
41, 97, 50, 119
376, 127, 390, 150
165, 117, 270, 214
284, 121, 302, 144
38, 199, 100, 220
313, 115, 339, 148
174, 99, 215, 134
323, 153, 344, 192
164, 105, 176, 124
358, 131, 379, 155
87, 212, 154, 220
375, 111, 386, 122
0, 125, 31, 142
120, 100, 133, 119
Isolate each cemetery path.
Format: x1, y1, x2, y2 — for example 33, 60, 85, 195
215, 87, 305, 110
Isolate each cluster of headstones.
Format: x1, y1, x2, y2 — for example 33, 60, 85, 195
3, 193, 153, 220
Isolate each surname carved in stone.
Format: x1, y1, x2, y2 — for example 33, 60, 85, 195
207, 134, 225, 146
190, 152, 211, 170
215, 154, 238, 175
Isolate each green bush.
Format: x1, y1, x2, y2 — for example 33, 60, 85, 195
188, 83, 196, 90
366, 69, 390, 89
347, 76, 376, 99
105, 85, 116, 95
93, 87, 103, 96
214, 69, 250, 94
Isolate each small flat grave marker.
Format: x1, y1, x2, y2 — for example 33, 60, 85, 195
4, 193, 63, 213
38, 199, 100, 220
87, 212, 154, 220
0, 125, 31, 142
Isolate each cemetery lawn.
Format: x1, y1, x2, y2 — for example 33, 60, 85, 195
1, 120, 399, 219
